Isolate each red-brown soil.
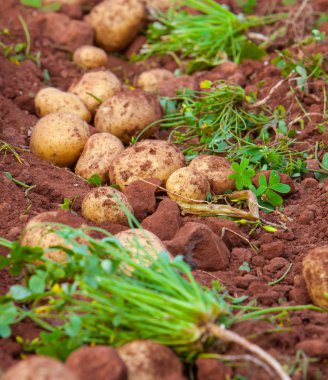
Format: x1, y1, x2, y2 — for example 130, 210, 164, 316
1, 1, 328, 379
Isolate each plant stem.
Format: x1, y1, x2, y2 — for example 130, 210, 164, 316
208, 324, 290, 380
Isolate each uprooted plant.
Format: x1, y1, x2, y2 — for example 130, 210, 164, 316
0, 224, 322, 379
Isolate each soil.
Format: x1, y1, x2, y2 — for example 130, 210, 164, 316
1, 1, 328, 379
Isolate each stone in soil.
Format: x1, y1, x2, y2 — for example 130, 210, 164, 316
195, 358, 232, 380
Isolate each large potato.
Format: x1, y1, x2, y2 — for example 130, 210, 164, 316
166, 167, 210, 203
189, 155, 235, 194
30, 112, 90, 167
85, 0, 145, 52
115, 229, 170, 266
73, 45, 108, 69
75, 133, 124, 183
94, 90, 162, 144
117, 340, 184, 380
108, 140, 185, 190
35, 87, 91, 122
82, 186, 133, 225
3, 356, 78, 380
137, 69, 174, 93
303, 246, 328, 308
68, 71, 122, 114
20, 211, 87, 264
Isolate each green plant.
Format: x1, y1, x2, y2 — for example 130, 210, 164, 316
20, 0, 61, 11
0, 224, 322, 379
86, 174, 102, 187
4, 172, 32, 189
249, 171, 291, 211
237, 0, 257, 14
229, 158, 256, 190
59, 196, 78, 211
136, 0, 285, 73
0, 140, 24, 163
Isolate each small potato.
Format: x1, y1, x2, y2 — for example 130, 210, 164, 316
30, 112, 90, 167
109, 140, 185, 190
35, 87, 91, 122
303, 246, 328, 308
143, 0, 172, 11
94, 90, 162, 144
137, 69, 174, 93
75, 133, 124, 183
82, 186, 133, 225
189, 155, 235, 195
68, 71, 122, 114
20, 210, 87, 264
166, 167, 210, 203
85, 0, 146, 52
115, 229, 170, 267
3, 356, 78, 380
117, 340, 184, 380
73, 45, 108, 69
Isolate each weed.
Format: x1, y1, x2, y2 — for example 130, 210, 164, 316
237, 0, 257, 14
239, 262, 251, 272
4, 172, 32, 189
136, 0, 285, 73
0, 140, 24, 163
59, 196, 78, 211
229, 158, 256, 191
86, 174, 102, 187
20, 0, 61, 11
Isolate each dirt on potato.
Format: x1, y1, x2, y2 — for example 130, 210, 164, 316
1, 1, 328, 379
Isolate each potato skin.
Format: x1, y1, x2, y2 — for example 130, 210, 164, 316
68, 71, 122, 114
3, 356, 79, 380
303, 246, 328, 308
137, 69, 174, 93
108, 140, 185, 190
30, 112, 90, 168
94, 90, 162, 144
189, 155, 235, 195
75, 132, 124, 183
166, 167, 210, 203
20, 211, 87, 264
85, 0, 145, 52
82, 186, 133, 224
35, 87, 91, 122
117, 340, 184, 380
73, 45, 108, 69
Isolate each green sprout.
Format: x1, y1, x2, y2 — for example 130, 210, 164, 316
86, 174, 102, 187
136, 0, 285, 73
229, 158, 256, 190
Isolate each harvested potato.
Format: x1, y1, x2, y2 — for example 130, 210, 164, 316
85, 0, 145, 52
94, 90, 162, 144
3, 356, 78, 380
30, 112, 90, 167
20, 211, 87, 264
73, 45, 108, 69
109, 140, 185, 190
117, 340, 184, 380
35, 87, 91, 122
166, 167, 210, 203
75, 132, 124, 183
143, 0, 172, 11
115, 229, 170, 267
66, 346, 127, 380
137, 69, 174, 92
189, 155, 235, 194
303, 246, 328, 308
82, 186, 133, 225
68, 71, 122, 114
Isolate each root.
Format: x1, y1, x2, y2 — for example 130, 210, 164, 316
208, 324, 290, 380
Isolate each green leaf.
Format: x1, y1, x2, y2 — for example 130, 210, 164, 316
0, 256, 10, 270
258, 173, 267, 187
239, 262, 251, 272
29, 275, 46, 293
268, 170, 280, 185
0, 303, 18, 325
270, 183, 290, 194
266, 189, 284, 206
322, 152, 328, 170
263, 225, 277, 232
235, 177, 243, 191
87, 174, 102, 187
255, 186, 267, 196
0, 324, 11, 338
10, 285, 32, 300
20, 0, 42, 7
239, 158, 249, 171
65, 315, 82, 337
231, 162, 240, 172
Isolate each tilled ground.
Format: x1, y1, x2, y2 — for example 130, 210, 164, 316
1, 1, 328, 379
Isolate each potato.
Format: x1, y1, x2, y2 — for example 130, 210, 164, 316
143, 0, 172, 11
82, 186, 133, 224
166, 167, 210, 203
137, 69, 174, 93
30, 112, 90, 168
94, 90, 162, 144
73, 45, 108, 69
3, 356, 78, 380
85, 0, 146, 52
189, 155, 235, 195
117, 340, 184, 380
115, 229, 170, 267
20, 210, 87, 264
68, 71, 122, 114
35, 87, 91, 122
109, 140, 185, 190
75, 132, 124, 183
303, 246, 328, 308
